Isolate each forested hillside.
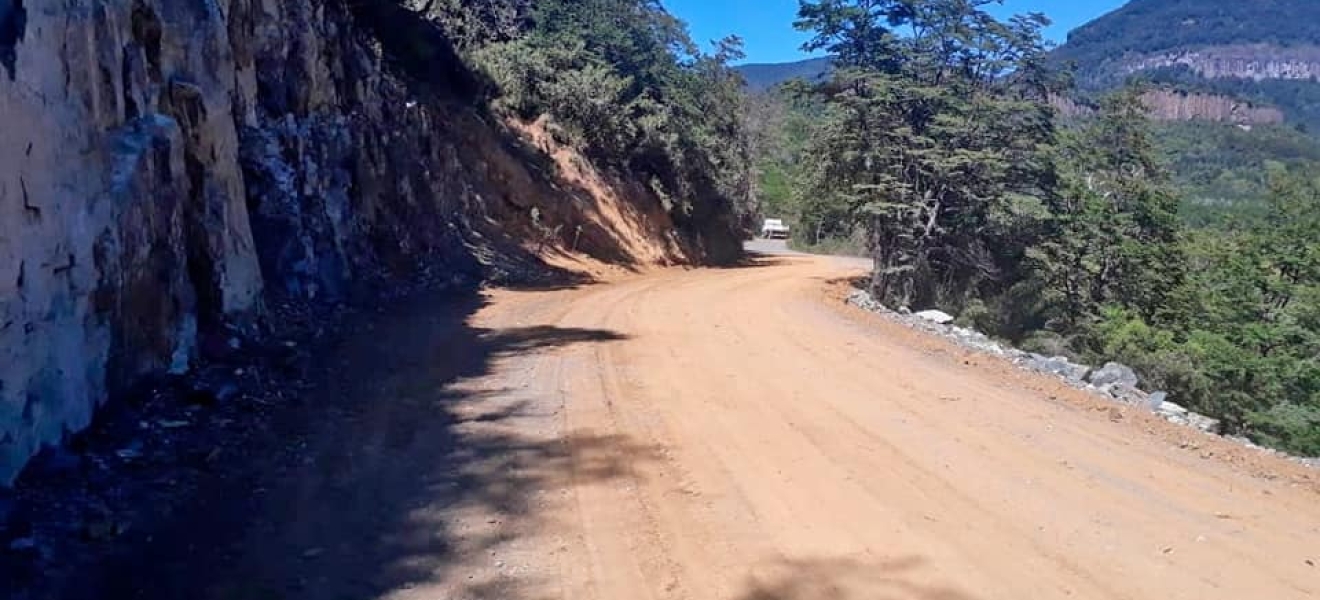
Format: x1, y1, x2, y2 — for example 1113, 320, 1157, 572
424, 0, 755, 254
753, 0, 1320, 455
1055, 0, 1318, 72
1044, 0, 1320, 209
1160, 122, 1320, 222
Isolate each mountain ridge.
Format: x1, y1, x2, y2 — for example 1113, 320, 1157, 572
1053, 0, 1320, 129
735, 56, 831, 91
1056, 0, 1320, 70
739, 0, 1320, 128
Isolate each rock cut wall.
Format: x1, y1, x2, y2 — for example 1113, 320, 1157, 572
0, 0, 265, 484
0, 0, 723, 484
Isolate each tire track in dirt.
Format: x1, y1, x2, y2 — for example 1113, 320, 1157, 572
469, 254, 1320, 600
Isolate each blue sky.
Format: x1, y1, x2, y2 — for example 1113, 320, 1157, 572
663, 0, 1128, 64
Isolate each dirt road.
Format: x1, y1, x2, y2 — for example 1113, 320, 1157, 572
84, 248, 1320, 600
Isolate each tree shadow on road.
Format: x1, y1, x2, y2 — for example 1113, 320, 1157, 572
821, 275, 870, 289
711, 252, 792, 270
734, 556, 979, 600
65, 289, 658, 600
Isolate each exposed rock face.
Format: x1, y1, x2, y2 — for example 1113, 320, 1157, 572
1141, 89, 1284, 126
0, 0, 731, 484
1125, 45, 1320, 83
1049, 90, 1283, 126
0, 0, 265, 485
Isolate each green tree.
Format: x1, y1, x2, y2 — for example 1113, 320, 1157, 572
1184, 171, 1320, 448
1030, 86, 1187, 330
794, 0, 1058, 308
432, 0, 756, 248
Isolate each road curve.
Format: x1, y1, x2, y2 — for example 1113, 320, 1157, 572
97, 248, 1316, 600
409, 250, 1320, 600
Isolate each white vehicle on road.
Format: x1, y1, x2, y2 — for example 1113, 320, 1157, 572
760, 218, 790, 239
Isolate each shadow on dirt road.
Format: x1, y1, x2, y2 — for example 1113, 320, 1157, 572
61, 290, 652, 600
732, 557, 977, 600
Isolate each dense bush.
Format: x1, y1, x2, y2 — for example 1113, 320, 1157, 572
1057, 172, 1320, 452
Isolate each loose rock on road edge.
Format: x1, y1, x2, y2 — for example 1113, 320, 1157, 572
846, 287, 1320, 469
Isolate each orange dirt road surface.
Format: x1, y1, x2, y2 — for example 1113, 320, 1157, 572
397, 249, 1320, 600
104, 247, 1319, 600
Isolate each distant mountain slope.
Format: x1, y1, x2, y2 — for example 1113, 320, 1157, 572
1051, 0, 1320, 210
735, 57, 831, 92
1054, 0, 1320, 129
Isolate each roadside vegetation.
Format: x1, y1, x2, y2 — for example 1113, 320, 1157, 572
423, 0, 758, 241
752, 0, 1320, 454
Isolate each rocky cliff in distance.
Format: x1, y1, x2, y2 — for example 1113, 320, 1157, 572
1123, 45, 1320, 83
1051, 90, 1284, 127
0, 0, 736, 485
1140, 89, 1283, 125
1052, 0, 1320, 129
1072, 44, 1320, 126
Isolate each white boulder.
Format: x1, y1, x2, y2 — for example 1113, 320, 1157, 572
914, 310, 955, 325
